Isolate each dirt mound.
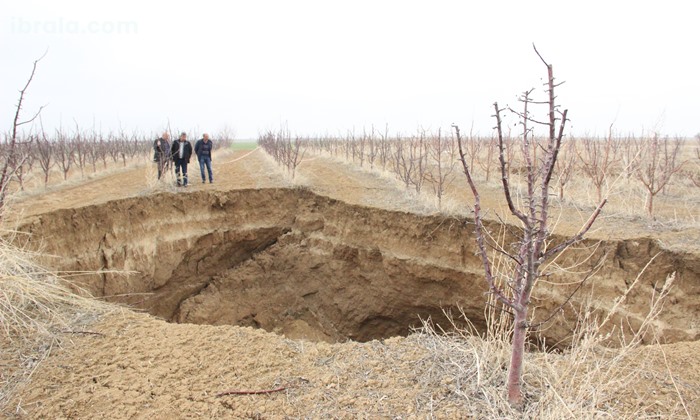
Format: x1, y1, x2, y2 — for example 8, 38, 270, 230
19, 188, 700, 346
9, 311, 700, 418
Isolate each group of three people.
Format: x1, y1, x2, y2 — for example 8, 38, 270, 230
153, 132, 214, 186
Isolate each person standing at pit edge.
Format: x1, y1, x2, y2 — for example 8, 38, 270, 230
171, 132, 193, 187
153, 131, 171, 180
194, 133, 214, 183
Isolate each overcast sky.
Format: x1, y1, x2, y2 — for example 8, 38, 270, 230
1, 0, 698, 140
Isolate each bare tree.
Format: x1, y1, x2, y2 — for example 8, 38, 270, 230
377, 124, 391, 171
634, 133, 683, 217
287, 135, 307, 179
686, 135, 700, 188
554, 135, 577, 200
464, 124, 481, 176
86, 132, 100, 173
9, 139, 35, 192
620, 134, 641, 180
455, 47, 606, 407
356, 130, 366, 167
0, 53, 46, 211
425, 128, 457, 208
578, 125, 620, 202
55, 128, 76, 180
366, 126, 379, 169
410, 132, 429, 193
258, 127, 306, 179
477, 135, 497, 182
35, 122, 55, 186
392, 138, 415, 189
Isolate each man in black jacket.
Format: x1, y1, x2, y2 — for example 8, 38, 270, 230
194, 133, 214, 183
153, 132, 171, 180
170, 132, 193, 187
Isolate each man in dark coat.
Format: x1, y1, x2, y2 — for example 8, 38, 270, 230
194, 133, 214, 183
153, 132, 171, 180
170, 132, 193, 187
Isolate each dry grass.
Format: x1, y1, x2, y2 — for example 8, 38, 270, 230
0, 228, 112, 414
407, 271, 691, 419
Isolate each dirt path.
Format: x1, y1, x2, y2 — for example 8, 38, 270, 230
12, 149, 286, 218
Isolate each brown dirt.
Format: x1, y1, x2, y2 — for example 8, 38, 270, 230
7, 311, 700, 418
4, 148, 700, 418
10, 311, 461, 418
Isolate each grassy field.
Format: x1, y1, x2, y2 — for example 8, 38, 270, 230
230, 141, 258, 151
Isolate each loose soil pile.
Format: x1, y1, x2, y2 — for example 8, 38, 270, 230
8, 311, 700, 418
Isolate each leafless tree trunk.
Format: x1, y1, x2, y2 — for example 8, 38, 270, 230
455, 47, 606, 407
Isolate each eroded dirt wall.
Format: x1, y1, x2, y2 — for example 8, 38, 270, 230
19, 188, 700, 344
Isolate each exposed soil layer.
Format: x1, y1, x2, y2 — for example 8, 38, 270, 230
20, 188, 700, 344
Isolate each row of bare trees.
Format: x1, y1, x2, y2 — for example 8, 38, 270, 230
3, 125, 236, 193
258, 128, 307, 179
293, 128, 693, 217
1, 128, 155, 191
281, 129, 459, 208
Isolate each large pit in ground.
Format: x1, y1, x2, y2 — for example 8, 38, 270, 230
20, 188, 700, 344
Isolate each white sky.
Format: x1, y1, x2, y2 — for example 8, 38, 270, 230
1, 0, 698, 139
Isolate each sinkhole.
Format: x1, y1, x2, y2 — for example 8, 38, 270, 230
20, 188, 700, 345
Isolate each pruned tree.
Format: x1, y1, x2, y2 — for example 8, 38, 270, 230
554, 134, 577, 200
619, 134, 641, 180
392, 138, 415, 189
10, 139, 35, 192
425, 128, 457, 208
463, 124, 481, 176
55, 129, 75, 180
72, 128, 89, 177
477, 135, 497, 182
410, 132, 429, 193
686, 135, 700, 188
97, 134, 109, 169
1, 53, 46, 211
258, 127, 307, 179
634, 133, 683, 217
578, 125, 620, 202
377, 124, 391, 171
455, 46, 606, 407
366, 126, 379, 169
35, 121, 55, 186
286, 135, 307, 179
